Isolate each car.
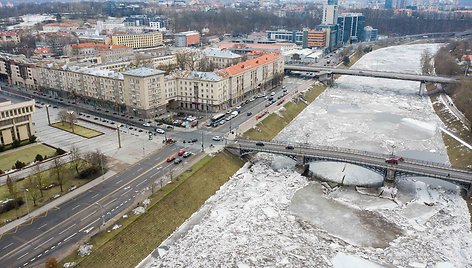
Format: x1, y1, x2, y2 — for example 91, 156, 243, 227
178, 149, 186, 156
129, 127, 134, 130
138, 129, 143, 132
174, 158, 183, 164
143, 123, 151, 127
247, 112, 252, 116
156, 128, 165, 134
52, 194, 61, 200
236, 105, 242, 110
219, 120, 226, 125
256, 142, 265, 146
105, 110, 109, 113
166, 125, 174, 129
94, 117, 98, 120
282, 86, 286, 89
110, 122, 115, 124
212, 136, 222, 141
53, 105, 58, 108
166, 156, 176, 162
270, 92, 275, 96
265, 103, 271, 107
385, 157, 404, 164
191, 138, 198, 143
286, 145, 294, 150
68, 185, 77, 192
138, 118, 144, 122
183, 151, 192, 158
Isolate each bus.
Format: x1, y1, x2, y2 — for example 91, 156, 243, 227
211, 113, 226, 122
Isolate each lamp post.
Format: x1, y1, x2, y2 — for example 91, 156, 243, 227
44, 104, 51, 126
24, 189, 30, 215
116, 125, 121, 148
93, 202, 106, 230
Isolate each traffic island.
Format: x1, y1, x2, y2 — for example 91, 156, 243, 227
51, 122, 103, 139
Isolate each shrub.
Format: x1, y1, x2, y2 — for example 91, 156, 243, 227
0, 144, 4, 152
13, 160, 26, 169
78, 166, 100, 179
12, 139, 21, 148
0, 198, 24, 214
0, 169, 3, 175
45, 258, 59, 268
55, 148, 66, 155
29, 135, 37, 143
35, 154, 44, 162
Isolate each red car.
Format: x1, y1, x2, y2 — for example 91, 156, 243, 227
166, 156, 176, 162
385, 157, 404, 164
178, 149, 186, 156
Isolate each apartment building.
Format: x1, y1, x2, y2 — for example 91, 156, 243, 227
202, 48, 242, 68
174, 31, 201, 47
64, 43, 134, 63
0, 54, 38, 89
123, 67, 166, 117
110, 32, 163, 49
0, 32, 20, 43
303, 29, 327, 48
171, 71, 229, 111
220, 53, 284, 105
0, 97, 35, 146
98, 54, 177, 71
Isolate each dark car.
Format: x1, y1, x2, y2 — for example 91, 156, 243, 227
256, 142, 265, 146
191, 138, 198, 143
174, 158, 183, 164
247, 112, 252, 116
286, 145, 294, 150
385, 157, 404, 164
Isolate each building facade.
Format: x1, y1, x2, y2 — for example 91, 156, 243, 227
0, 32, 20, 43
0, 97, 35, 146
42, 23, 80, 33
110, 32, 163, 49
337, 13, 365, 44
202, 48, 242, 68
174, 31, 201, 47
266, 30, 304, 45
64, 43, 134, 63
302, 29, 327, 48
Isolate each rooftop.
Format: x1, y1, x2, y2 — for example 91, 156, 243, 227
221, 53, 282, 77
175, 31, 199, 36
202, 48, 241, 59
44, 22, 80, 27
64, 65, 124, 80
0, 97, 9, 104
183, 71, 225, 81
0, 32, 18, 37
123, 67, 165, 77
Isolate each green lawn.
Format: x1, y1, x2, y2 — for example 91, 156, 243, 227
52, 122, 103, 139
0, 144, 56, 171
0, 160, 94, 226
63, 151, 244, 268
244, 84, 326, 141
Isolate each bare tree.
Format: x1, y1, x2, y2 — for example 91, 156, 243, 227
6, 175, 19, 216
176, 50, 198, 70
52, 157, 65, 192
57, 110, 77, 131
25, 178, 41, 207
421, 49, 433, 75
84, 150, 108, 175
70, 146, 82, 176
57, 110, 69, 126
33, 164, 44, 197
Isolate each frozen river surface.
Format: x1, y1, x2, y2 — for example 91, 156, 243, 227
140, 44, 472, 267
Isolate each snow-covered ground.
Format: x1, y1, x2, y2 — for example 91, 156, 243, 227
7, 14, 55, 30
139, 44, 472, 268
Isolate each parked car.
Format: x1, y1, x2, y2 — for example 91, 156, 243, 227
212, 136, 222, 141
156, 128, 165, 134
143, 123, 151, 127
191, 138, 198, 143
68, 185, 77, 192
166, 125, 174, 129
286, 145, 294, 150
166, 156, 176, 162
174, 158, 183, 164
183, 151, 192, 158
256, 142, 265, 146
178, 149, 186, 156
247, 112, 252, 116
385, 157, 404, 164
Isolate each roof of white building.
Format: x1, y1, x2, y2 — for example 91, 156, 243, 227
65, 65, 124, 80
122, 67, 165, 77
283, 48, 323, 59
183, 71, 225, 81
202, 48, 241, 59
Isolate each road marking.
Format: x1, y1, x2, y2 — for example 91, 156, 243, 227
58, 224, 76, 235
17, 252, 29, 260
23, 262, 28, 267
81, 210, 96, 221
71, 204, 81, 210
50, 246, 55, 250
136, 179, 147, 187
38, 223, 48, 229
37, 254, 42, 258
91, 193, 99, 199
0, 157, 169, 262
30, 257, 35, 262
34, 237, 53, 250
44, 250, 48, 254
79, 218, 99, 233
64, 233, 77, 242
121, 189, 132, 197
114, 179, 122, 185
104, 198, 117, 207
2, 242, 13, 250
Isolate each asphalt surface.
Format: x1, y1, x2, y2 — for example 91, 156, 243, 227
0, 77, 305, 268
230, 140, 472, 184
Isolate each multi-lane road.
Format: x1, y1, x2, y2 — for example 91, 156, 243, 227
0, 76, 307, 267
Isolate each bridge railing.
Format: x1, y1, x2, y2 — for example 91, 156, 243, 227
234, 139, 472, 173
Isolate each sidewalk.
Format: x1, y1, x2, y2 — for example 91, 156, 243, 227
0, 170, 116, 236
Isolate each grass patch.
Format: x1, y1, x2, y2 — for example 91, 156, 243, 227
0, 160, 94, 226
64, 151, 244, 268
52, 122, 103, 139
244, 84, 326, 141
0, 144, 56, 171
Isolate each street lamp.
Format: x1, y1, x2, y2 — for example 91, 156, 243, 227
44, 104, 51, 126
24, 189, 30, 215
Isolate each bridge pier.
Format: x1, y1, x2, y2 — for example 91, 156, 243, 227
384, 168, 396, 182
418, 81, 426, 96
467, 183, 472, 198
295, 156, 309, 175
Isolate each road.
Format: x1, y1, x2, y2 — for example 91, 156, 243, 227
285, 65, 458, 84
0, 76, 310, 267
229, 140, 472, 184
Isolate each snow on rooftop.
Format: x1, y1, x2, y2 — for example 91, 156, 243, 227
202, 48, 241, 59
183, 71, 224, 81
122, 67, 165, 77
64, 65, 123, 79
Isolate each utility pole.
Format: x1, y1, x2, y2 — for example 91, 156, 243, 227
117, 125, 121, 148
45, 105, 51, 126
201, 129, 204, 152
24, 189, 29, 214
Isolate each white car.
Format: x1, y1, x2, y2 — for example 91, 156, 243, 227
143, 123, 151, 127
156, 128, 165, 134
212, 136, 222, 141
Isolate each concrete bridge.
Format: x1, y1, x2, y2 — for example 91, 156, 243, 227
285, 65, 458, 95
226, 139, 472, 195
